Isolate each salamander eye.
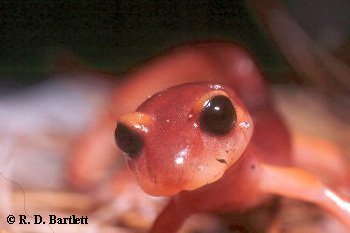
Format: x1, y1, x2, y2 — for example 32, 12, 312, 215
115, 123, 143, 158
199, 95, 236, 135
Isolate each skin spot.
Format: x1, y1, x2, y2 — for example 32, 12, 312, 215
250, 164, 256, 169
175, 157, 184, 165
209, 84, 223, 90
239, 122, 250, 129
134, 124, 149, 133
216, 158, 227, 164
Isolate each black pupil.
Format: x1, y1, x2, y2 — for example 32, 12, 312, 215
199, 95, 236, 135
115, 123, 143, 158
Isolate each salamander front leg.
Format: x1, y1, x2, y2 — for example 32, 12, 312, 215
258, 163, 350, 229
149, 198, 190, 233
292, 134, 350, 188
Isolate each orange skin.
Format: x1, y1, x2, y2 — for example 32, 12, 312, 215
68, 42, 350, 232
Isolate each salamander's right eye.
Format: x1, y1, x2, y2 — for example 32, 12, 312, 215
115, 123, 143, 159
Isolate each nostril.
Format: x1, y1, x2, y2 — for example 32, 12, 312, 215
115, 123, 143, 158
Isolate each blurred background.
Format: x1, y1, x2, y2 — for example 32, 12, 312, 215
0, 0, 291, 89
0, 0, 349, 232
1, 0, 349, 88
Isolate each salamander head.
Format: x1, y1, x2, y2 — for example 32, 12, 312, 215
115, 82, 253, 196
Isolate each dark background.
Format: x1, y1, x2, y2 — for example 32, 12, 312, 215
0, 0, 313, 89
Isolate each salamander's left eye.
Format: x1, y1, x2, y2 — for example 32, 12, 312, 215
199, 95, 236, 135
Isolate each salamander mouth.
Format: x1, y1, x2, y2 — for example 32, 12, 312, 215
131, 156, 233, 197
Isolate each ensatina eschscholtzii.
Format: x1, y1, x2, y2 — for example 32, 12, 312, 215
68, 42, 350, 232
